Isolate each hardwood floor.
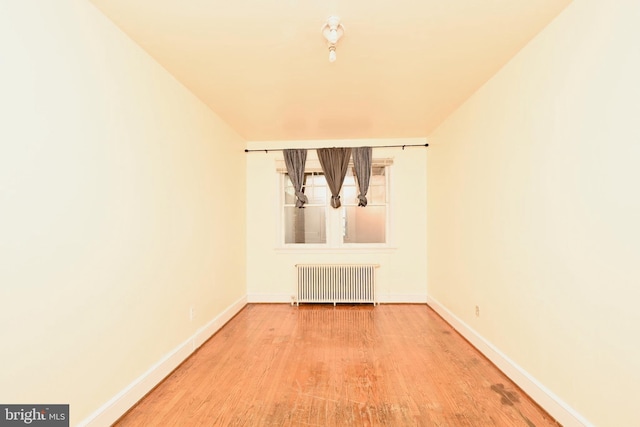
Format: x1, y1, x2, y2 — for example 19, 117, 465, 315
115, 304, 559, 426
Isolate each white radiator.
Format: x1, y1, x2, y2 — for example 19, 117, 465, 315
294, 264, 379, 306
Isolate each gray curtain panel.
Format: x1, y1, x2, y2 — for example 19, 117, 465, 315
283, 149, 309, 208
352, 147, 372, 207
317, 147, 352, 208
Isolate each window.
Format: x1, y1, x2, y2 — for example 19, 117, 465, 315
341, 166, 387, 244
282, 163, 389, 247
284, 172, 327, 244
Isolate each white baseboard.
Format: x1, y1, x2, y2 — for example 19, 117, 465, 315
426, 296, 593, 427
78, 295, 247, 427
247, 293, 427, 304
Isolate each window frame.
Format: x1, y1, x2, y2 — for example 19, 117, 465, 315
276, 159, 395, 252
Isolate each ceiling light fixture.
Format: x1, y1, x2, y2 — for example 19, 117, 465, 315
322, 16, 344, 63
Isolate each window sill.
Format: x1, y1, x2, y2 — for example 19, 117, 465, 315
275, 245, 398, 254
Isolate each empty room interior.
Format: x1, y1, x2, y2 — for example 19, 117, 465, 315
1, 0, 639, 426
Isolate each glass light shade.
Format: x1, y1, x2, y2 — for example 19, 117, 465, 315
328, 28, 338, 44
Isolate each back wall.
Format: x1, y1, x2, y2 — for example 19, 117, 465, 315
246, 139, 427, 304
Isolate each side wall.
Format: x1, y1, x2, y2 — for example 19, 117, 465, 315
0, 1, 246, 425
246, 139, 427, 304
427, 0, 640, 426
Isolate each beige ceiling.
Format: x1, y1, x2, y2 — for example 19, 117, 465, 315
88, 0, 572, 142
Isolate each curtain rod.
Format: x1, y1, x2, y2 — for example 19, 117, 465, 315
244, 143, 428, 153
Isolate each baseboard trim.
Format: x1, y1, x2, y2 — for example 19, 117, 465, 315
427, 296, 593, 427
247, 293, 428, 304
78, 295, 247, 427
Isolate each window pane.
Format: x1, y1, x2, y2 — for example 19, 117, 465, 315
368, 185, 386, 204
284, 186, 296, 204
307, 174, 326, 186
316, 186, 328, 203
284, 207, 326, 244
307, 186, 327, 204
370, 172, 385, 186
342, 206, 386, 243
342, 185, 357, 205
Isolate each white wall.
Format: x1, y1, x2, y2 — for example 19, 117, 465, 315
246, 139, 427, 303
427, 0, 640, 425
0, 1, 246, 425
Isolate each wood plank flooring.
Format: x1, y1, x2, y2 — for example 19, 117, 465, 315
115, 304, 559, 426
